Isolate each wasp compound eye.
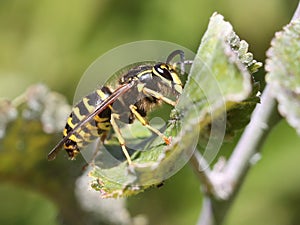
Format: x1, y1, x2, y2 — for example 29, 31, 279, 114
154, 64, 173, 81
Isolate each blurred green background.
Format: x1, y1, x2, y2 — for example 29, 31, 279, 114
1, 0, 300, 225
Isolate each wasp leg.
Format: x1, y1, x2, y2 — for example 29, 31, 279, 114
110, 113, 133, 165
142, 87, 177, 106
129, 105, 171, 145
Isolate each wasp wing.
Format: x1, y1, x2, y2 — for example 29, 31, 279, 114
47, 83, 134, 161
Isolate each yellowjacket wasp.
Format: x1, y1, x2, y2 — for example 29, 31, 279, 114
48, 50, 192, 165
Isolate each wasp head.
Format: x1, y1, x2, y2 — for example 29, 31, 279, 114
152, 63, 183, 94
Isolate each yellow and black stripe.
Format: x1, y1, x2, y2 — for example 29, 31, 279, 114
63, 86, 112, 159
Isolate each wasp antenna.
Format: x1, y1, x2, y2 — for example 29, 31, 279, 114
167, 50, 192, 75
166, 50, 185, 64
173, 60, 194, 75
183, 60, 194, 65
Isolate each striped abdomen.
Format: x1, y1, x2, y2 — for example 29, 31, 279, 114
63, 87, 112, 159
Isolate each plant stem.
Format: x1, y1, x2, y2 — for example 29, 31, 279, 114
196, 85, 281, 225
224, 85, 281, 189
197, 197, 214, 225
190, 151, 214, 193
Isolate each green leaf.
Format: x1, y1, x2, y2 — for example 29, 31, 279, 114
266, 19, 300, 135
186, 13, 261, 142
90, 13, 261, 198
